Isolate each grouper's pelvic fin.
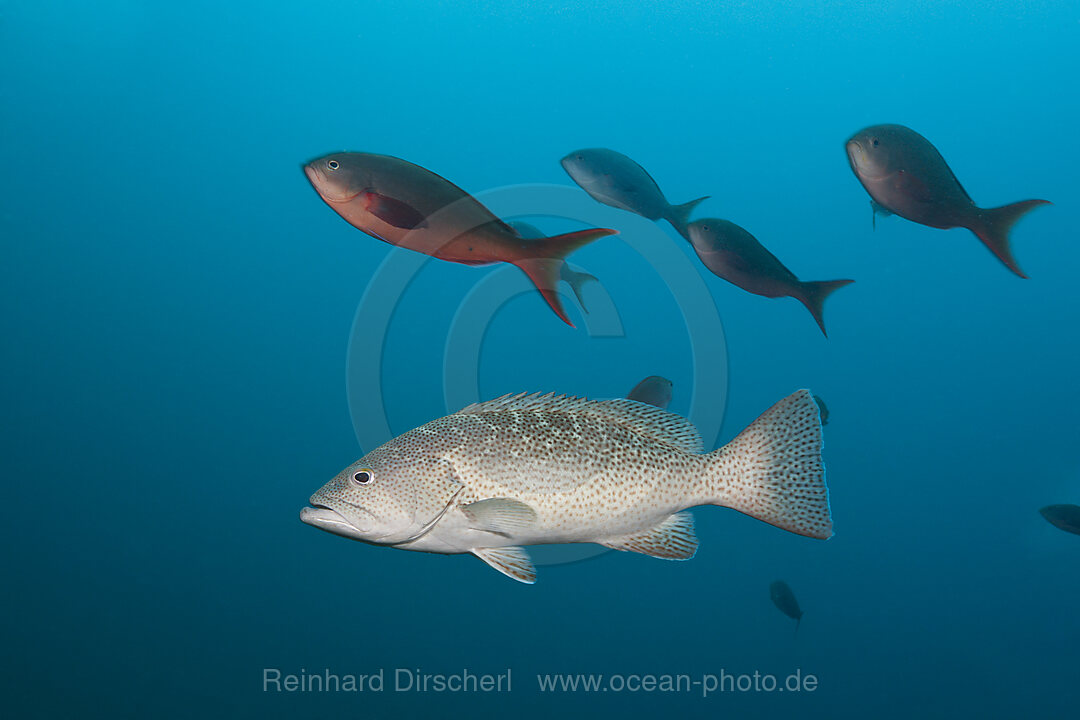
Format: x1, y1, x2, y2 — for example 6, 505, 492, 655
472, 546, 536, 584
707, 389, 833, 540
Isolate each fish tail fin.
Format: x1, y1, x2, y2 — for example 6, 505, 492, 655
513, 228, 616, 327
705, 389, 833, 539
970, 199, 1050, 278
561, 267, 599, 314
796, 279, 854, 338
664, 196, 710, 240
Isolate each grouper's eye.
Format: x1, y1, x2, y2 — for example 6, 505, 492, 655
351, 469, 374, 485
871, 138, 880, 148
327, 160, 340, 171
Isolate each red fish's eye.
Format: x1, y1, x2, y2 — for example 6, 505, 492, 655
352, 469, 374, 485
327, 160, 340, 170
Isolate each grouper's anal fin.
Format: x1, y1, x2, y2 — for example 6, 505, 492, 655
600, 511, 698, 560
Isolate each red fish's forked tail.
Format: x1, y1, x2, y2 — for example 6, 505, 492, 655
970, 199, 1051, 278
511, 228, 617, 327
795, 279, 854, 338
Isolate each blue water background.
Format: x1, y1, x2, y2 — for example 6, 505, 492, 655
2, 1, 1078, 717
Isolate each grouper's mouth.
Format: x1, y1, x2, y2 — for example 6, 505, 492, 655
299, 503, 371, 541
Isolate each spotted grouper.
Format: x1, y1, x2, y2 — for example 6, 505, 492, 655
300, 390, 833, 583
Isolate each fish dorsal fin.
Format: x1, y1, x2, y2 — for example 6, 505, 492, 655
472, 546, 536, 584
601, 511, 698, 560
457, 391, 582, 415
456, 393, 702, 453
461, 498, 537, 536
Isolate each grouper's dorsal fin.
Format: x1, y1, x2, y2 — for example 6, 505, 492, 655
456, 392, 702, 454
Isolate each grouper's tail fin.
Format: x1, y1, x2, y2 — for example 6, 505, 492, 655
512, 228, 616, 327
705, 389, 833, 539
664, 196, 710, 240
970, 199, 1050, 278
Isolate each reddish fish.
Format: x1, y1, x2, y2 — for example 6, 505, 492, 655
303, 152, 616, 326
687, 219, 853, 337
846, 124, 1050, 278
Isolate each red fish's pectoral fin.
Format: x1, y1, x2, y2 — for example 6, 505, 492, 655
796, 279, 855, 338
471, 546, 536, 584
359, 190, 427, 230
970, 199, 1051, 278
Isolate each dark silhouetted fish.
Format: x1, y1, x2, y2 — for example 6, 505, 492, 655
813, 395, 829, 426
687, 218, 854, 337
561, 148, 708, 240
770, 580, 803, 633
508, 221, 598, 314
846, 124, 1050, 278
1039, 504, 1080, 535
304, 153, 616, 326
626, 376, 673, 409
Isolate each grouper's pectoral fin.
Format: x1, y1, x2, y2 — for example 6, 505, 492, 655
462, 498, 537, 537
472, 546, 536, 584
600, 511, 698, 560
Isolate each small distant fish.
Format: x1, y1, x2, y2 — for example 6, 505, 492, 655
769, 580, 804, 633
813, 395, 829, 426
1039, 504, 1080, 535
508, 221, 599, 313
846, 124, 1050, 278
626, 376, 673, 409
301, 390, 833, 584
686, 218, 854, 337
561, 148, 708, 240
303, 152, 616, 326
